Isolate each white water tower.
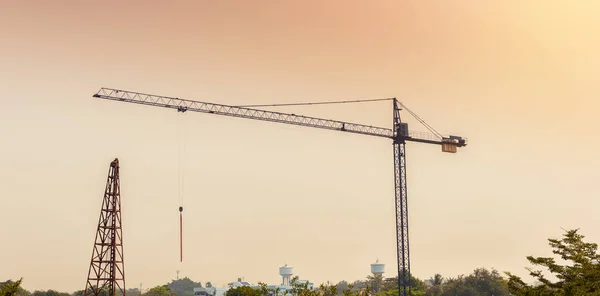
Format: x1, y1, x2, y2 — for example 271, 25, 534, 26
279, 264, 294, 286
371, 259, 385, 275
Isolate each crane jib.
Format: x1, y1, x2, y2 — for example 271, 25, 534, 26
92, 88, 465, 147
93, 90, 393, 139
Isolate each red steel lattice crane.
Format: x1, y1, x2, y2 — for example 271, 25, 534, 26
92, 87, 467, 296
85, 158, 126, 296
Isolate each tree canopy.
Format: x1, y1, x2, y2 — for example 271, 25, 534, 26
143, 286, 177, 296
167, 278, 202, 296
0, 279, 23, 296
225, 286, 262, 296
505, 228, 600, 296
436, 268, 509, 296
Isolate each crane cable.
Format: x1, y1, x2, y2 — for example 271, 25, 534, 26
176, 112, 186, 262
237, 98, 443, 140
398, 102, 444, 140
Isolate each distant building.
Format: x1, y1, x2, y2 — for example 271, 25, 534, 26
227, 278, 252, 289
195, 265, 313, 296
193, 287, 227, 296
260, 281, 314, 296
258, 265, 313, 296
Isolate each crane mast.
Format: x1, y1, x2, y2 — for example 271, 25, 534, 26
93, 87, 467, 296
392, 100, 411, 296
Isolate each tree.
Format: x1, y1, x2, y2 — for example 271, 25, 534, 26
0, 280, 30, 296
335, 281, 349, 295
426, 274, 443, 296
125, 288, 141, 296
0, 279, 23, 296
429, 274, 443, 287
437, 276, 473, 296
143, 286, 176, 296
315, 283, 337, 296
365, 274, 384, 292
31, 290, 70, 296
376, 275, 427, 296
224, 286, 261, 296
168, 278, 202, 296
505, 228, 600, 295
464, 268, 509, 295
434, 268, 509, 296
290, 276, 314, 296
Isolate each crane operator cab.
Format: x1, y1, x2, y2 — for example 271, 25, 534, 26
396, 123, 410, 137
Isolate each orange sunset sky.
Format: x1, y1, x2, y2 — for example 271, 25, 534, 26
1, 0, 599, 293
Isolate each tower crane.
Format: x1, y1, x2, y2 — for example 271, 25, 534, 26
92, 87, 467, 296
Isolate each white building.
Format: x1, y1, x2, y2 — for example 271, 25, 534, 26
193, 265, 313, 296
193, 287, 227, 296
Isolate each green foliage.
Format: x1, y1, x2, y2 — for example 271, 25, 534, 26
143, 286, 177, 296
375, 274, 427, 295
333, 281, 349, 295
0, 279, 23, 296
32, 291, 70, 296
1, 281, 74, 296
0, 265, 511, 296
366, 274, 383, 292
28, 289, 71, 296
290, 276, 316, 296
81, 286, 109, 296
224, 286, 261, 296
0, 279, 30, 296
315, 283, 337, 296
318, 280, 369, 296
438, 268, 509, 296
256, 283, 270, 296
373, 268, 508, 296
125, 288, 141, 296
257, 277, 368, 296
505, 229, 600, 296
168, 278, 202, 296
425, 274, 443, 296
376, 289, 424, 296
429, 274, 443, 287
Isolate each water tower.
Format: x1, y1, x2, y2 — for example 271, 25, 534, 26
370, 259, 385, 275
370, 259, 385, 292
279, 264, 294, 286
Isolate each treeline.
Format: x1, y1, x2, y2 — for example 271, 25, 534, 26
0, 278, 200, 296
1, 270, 509, 296
226, 268, 508, 296
3, 229, 600, 296
350, 267, 507, 296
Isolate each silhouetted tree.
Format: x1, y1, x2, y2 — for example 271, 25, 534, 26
506, 228, 600, 295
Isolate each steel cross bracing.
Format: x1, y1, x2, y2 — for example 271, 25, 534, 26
85, 158, 126, 296
93, 87, 467, 296
393, 100, 410, 296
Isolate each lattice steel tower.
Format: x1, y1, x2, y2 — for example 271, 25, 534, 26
85, 158, 126, 296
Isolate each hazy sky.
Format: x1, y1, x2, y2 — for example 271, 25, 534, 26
1, 0, 599, 293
